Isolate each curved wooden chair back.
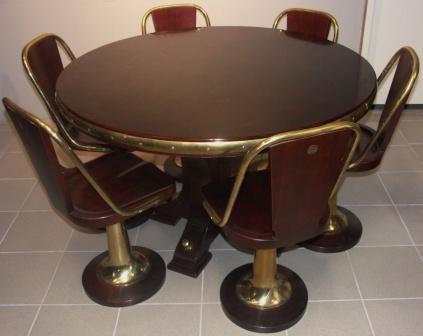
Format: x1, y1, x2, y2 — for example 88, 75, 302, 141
209, 122, 360, 246
3, 98, 71, 216
22, 33, 75, 133
273, 8, 339, 42
349, 47, 419, 170
22, 34, 111, 152
141, 3, 210, 34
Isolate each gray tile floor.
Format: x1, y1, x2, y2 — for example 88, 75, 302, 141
0, 110, 423, 336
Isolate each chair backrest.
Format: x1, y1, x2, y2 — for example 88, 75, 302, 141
3, 98, 72, 216
141, 3, 211, 34
350, 47, 419, 169
216, 122, 359, 246
22, 33, 75, 133
273, 8, 339, 42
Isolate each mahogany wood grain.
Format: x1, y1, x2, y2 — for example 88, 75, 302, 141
151, 6, 197, 33
56, 27, 376, 145
350, 49, 416, 172
203, 129, 354, 250
3, 98, 175, 229
25, 35, 109, 148
286, 10, 332, 40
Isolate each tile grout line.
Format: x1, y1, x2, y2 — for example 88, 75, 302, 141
2, 244, 423, 255
407, 140, 423, 165
376, 173, 423, 262
2, 297, 423, 308
346, 251, 376, 336
0, 180, 37, 246
198, 270, 204, 336
26, 229, 74, 336
112, 308, 121, 336
0, 177, 37, 181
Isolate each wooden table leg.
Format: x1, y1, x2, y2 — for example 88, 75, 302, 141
155, 157, 241, 278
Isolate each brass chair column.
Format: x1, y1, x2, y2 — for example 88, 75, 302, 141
98, 222, 150, 286
236, 249, 292, 310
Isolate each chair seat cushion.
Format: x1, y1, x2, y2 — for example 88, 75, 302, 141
203, 170, 276, 249
68, 151, 175, 227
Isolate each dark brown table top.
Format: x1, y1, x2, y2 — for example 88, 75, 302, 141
56, 26, 376, 156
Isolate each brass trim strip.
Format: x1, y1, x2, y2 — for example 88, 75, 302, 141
272, 7, 340, 42
56, 92, 373, 157
141, 3, 211, 35
22, 33, 112, 153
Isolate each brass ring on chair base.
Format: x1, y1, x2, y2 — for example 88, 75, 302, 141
220, 263, 308, 333
300, 206, 362, 253
82, 246, 165, 307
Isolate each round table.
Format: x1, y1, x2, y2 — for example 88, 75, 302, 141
56, 26, 377, 276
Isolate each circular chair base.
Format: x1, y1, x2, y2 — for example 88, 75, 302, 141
220, 264, 308, 333
82, 246, 165, 307
301, 206, 362, 253
164, 157, 183, 182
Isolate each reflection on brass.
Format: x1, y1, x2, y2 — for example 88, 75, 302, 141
236, 249, 292, 309
7, 101, 169, 218
174, 156, 183, 168
22, 33, 112, 153
307, 144, 319, 155
252, 249, 277, 288
181, 239, 193, 251
272, 8, 340, 42
326, 195, 347, 234
99, 222, 150, 285
348, 47, 420, 170
203, 121, 360, 228
141, 3, 211, 35
99, 249, 149, 285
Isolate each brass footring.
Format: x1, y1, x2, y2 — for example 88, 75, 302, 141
98, 250, 150, 285
326, 209, 348, 235
236, 272, 292, 309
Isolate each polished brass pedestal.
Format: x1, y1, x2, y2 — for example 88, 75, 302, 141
220, 249, 308, 333
82, 222, 165, 307
301, 195, 362, 253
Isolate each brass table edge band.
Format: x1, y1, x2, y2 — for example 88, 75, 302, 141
57, 92, 374, 157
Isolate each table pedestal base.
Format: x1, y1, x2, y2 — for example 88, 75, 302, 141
153, 157, 240, 277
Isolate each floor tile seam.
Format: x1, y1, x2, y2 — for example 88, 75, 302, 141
0, 212, 19, 246
0, 177, 36, 181
378, 170, 423, 174
8, 299, 423, 307
139, 302, 202, 306
376, 173, 423, 262
0, 304, 41, 307
19, 209, 52, 213
199, 271, 204, 336
407, 141, 423, 164
339, 203, 393, 207
0, 181, 36, 246
346, 251, 376, 336
26, 230, 74, 336
4, 150, 23, 154
26, 252, 66, 336
5, 244, 423, 254
112, 308, 121, 336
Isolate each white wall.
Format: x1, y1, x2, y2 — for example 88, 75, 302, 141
362, 0, 422, 104
0, 0, 366, 121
